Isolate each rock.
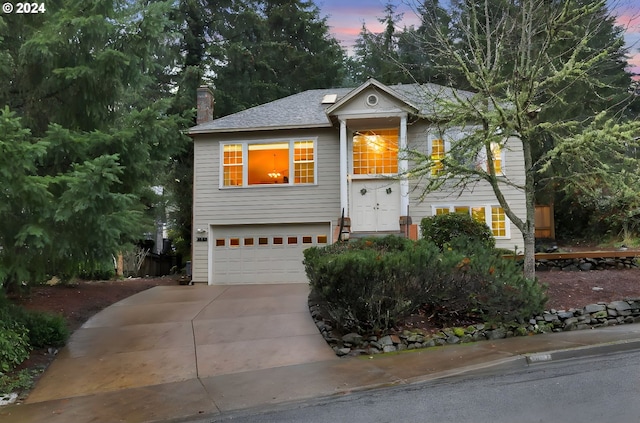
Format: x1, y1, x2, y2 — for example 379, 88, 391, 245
407, 334, 424, 343
342, 333, 364, 346
592, 310, 608, 319
379, 335, 394, 346
446, 335, 460, 344
383, 345, 397, 353
563, 317, 578, 326
608, 301, 632, 311
584, 304, 606, 313
543, 313, 559, 322
579, 262, 594, 271
487, 328, 507, 340
557, 311, 575, 320
369, 341, 382, 350
335, 347, 351, 356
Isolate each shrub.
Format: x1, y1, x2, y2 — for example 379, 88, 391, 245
0, 291, 69, 356
0, 320, 30, 373
304, 235, 547, 334
17, 310, 69, 348
305, 238, 444, 332
420, 213, 495, 251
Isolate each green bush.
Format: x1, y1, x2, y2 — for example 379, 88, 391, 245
305, 239, 444, 332
304, 236, 547, 334
17, 310, 69, 348
0, 296, 70, 348
0, 320, 30, 373
420, 213, 495, 251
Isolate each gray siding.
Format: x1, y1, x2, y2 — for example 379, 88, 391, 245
192, 128, 341, 282
406, 124, 527, 251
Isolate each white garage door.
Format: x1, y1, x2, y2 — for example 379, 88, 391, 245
210, 223, 331, 284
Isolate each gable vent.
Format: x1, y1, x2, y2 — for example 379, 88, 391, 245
321, 94, 338, 104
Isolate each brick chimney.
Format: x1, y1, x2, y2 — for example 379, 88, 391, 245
196, 85, 214, 124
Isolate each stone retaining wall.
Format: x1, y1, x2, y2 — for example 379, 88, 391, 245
310, 299, 640, 357
536, 256, 638, 271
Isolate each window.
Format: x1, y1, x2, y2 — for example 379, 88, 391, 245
428, 132, 504, 176
491, 206, 507, 237
431, 138, 445, 176
485, 142, 503, 175
433, 205, 509, 238
223, 144, 243, 186
353, 129, 398, 175
294, 141, 314, 184
221, 139, 316, 187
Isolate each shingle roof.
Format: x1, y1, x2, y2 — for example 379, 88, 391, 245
189, 81, 471, 134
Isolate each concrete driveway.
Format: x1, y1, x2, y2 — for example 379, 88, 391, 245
6, 283, 640, 423
18, 283, 337, 418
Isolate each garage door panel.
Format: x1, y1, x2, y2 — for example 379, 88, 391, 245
210, 223, 330, 284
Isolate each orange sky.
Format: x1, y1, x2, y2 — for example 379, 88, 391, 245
318, 0, 640, 78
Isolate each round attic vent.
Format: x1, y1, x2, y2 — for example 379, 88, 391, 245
366, 94, 379, 107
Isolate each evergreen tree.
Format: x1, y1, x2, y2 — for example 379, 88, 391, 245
349, 2, 406, 84
213, 0, 345, 116
0, 0, 189, 291
397, 0, 452, 84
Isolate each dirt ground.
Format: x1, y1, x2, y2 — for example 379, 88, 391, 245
5, 267, 640, 401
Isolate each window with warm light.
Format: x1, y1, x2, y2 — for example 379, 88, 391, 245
223, 144, 243, 186
432, 205, 509, 238
488, 142, 503, 174
353, 129, 398, 175
220, 140, 316, 187
431, 138, 445, 176
491, 206, 506, 237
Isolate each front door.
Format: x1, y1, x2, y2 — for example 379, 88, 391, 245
349, 127, 401, 232
350, 180, 400, 232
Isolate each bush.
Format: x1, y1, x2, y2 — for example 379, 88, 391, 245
304, 236, 547, 334
305, 238, 444, 332
420, 213, 495, 251
0, 291, 69, 365
0, 320, 30, 373
17, 310, 69, 348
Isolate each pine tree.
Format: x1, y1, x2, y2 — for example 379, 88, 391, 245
213, 0, 345, 116
0, 0, 190, 291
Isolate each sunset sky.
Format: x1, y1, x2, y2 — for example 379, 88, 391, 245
316, 0, 640, 77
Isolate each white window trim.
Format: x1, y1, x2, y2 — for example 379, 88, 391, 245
219, 138, 318, 189
427, 128, 506, 177
430, 204, 511, 239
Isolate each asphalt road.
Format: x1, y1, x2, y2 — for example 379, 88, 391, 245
209, 350, 640, 423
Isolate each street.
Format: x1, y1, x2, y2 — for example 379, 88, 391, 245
210, 350, 640, 423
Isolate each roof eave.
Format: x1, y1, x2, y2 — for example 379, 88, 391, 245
189, 122, 334, 135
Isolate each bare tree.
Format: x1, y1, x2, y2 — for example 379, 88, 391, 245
406, 0, 640, 278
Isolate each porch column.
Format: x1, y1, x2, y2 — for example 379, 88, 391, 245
399, 115, 409, 216
340, 119, 348, 215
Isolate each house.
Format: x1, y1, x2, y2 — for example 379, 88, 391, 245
189, 79, 526, 285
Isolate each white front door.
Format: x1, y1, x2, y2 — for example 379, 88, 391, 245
350, 180, 401, 232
